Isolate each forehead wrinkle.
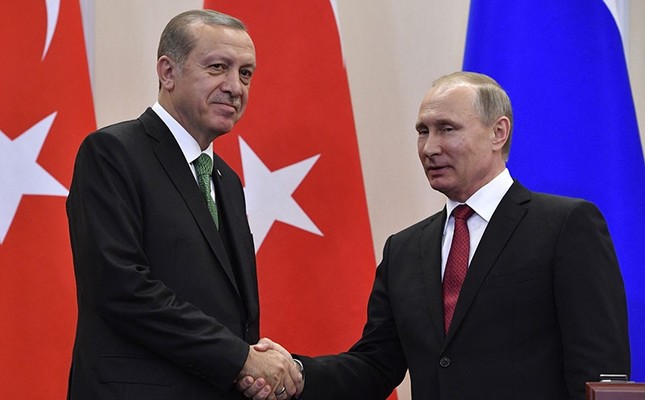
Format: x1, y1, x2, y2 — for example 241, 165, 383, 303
189, 23, 255, 59
428, 86, 479, 120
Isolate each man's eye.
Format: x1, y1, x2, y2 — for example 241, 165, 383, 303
240, 68, 253, 83
210, 63, 226, 71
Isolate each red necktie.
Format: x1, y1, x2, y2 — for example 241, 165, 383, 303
443, 204, 475, 334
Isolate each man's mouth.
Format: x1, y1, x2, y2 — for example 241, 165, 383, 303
213, 102, 238, 112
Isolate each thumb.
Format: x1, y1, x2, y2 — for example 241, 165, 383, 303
252, 337, 275, 352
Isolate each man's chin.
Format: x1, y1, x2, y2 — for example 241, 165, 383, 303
210, 118, 239, 135
427, 177, 449, 193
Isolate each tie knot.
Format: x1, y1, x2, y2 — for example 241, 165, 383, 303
194, 153, 213, 178
452, 204, 474, 220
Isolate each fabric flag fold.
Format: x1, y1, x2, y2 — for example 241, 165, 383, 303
0, 0, 95, 397
464, 0, 645, 381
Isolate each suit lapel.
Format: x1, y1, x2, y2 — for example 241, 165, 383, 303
139, 109, 242, 298
419, 209, 448, 342
212, 154, 259, 318
445, 182, 531, 342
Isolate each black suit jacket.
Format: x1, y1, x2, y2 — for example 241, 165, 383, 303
66, 108, 258, 399
300, 181, 630, 400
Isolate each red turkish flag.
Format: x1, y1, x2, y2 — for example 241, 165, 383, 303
0, 0, 95, 398
204, 2, 397, 399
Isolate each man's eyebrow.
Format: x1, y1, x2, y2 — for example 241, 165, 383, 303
434, 117, 455, 125
416, 117, 456, 130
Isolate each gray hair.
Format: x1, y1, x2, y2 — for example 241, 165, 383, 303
157, 9, 247, 68
433, 71, 514, 159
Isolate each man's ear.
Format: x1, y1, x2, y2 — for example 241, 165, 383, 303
157, 55, 176, 91
491, 116, 511, 151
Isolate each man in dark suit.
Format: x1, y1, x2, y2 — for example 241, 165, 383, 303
66, 9, 300, 400
240, 71, 630, 400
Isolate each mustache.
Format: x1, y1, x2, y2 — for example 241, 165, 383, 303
210, 94, 241, 110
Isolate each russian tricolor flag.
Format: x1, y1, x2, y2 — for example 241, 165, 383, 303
464, 0, 645, 381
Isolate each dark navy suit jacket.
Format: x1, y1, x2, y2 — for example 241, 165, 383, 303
67, 108, 258, 399
300, 181, 630, 400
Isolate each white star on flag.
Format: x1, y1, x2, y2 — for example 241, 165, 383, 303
239, 137, 323, 252
0, 112, 69, 244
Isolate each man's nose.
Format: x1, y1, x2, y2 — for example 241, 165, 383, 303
420, 135, 440, 157
221, 71, 243, 96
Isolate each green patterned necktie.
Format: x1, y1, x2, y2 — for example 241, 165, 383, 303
194, 153, 219, 229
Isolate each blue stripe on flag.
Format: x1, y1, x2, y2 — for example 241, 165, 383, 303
463, 0, 645, 381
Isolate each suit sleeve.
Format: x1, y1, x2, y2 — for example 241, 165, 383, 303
297, 236, 407, 400
67, 131, 249, 389
553, 200, 630, 398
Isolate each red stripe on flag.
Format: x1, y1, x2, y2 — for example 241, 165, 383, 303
0, 0, 95, 397
203, 2, 398, 398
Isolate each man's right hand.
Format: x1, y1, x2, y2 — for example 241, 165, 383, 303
238, 343, 302, 400
237, 339, 304, 400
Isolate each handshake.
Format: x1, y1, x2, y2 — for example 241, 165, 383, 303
237, 338, 304, 400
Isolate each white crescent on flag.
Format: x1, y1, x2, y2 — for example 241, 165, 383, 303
43, 0, 60, 60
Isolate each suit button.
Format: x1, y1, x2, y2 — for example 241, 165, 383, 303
439, 356, 451, 368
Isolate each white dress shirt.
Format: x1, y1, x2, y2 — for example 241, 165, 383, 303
441, 168, 514, 279
151, 102, 216, 197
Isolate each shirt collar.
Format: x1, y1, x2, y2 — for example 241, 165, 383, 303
445, 168, 514, 223
151, 102, 213, 165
